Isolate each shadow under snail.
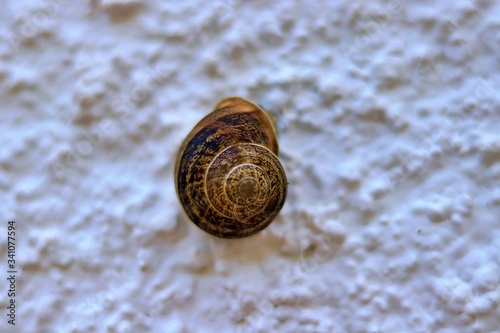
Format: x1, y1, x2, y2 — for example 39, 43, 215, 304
174, 97, 287, 239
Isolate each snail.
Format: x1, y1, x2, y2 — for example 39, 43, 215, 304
174, 97, 287, 239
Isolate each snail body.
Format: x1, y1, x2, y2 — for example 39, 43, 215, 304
175, 97, 287, 238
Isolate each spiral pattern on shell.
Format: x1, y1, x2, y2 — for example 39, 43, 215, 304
174, 97, 287, 238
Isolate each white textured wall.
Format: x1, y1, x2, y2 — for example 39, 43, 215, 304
1, 0, 499, 332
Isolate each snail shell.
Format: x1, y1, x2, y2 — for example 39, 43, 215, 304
174, 97, 287, 239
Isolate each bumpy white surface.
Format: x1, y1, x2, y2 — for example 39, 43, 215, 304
1, 0, 500, 332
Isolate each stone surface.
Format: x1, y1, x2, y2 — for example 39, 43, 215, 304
0, 0, 499, 332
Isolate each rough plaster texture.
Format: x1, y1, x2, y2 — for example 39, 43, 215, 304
0, 0, 499, 332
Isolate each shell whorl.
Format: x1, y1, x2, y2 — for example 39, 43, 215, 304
175, 97, 287, 238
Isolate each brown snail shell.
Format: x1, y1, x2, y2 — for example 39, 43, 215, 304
174, 97, 287, 239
